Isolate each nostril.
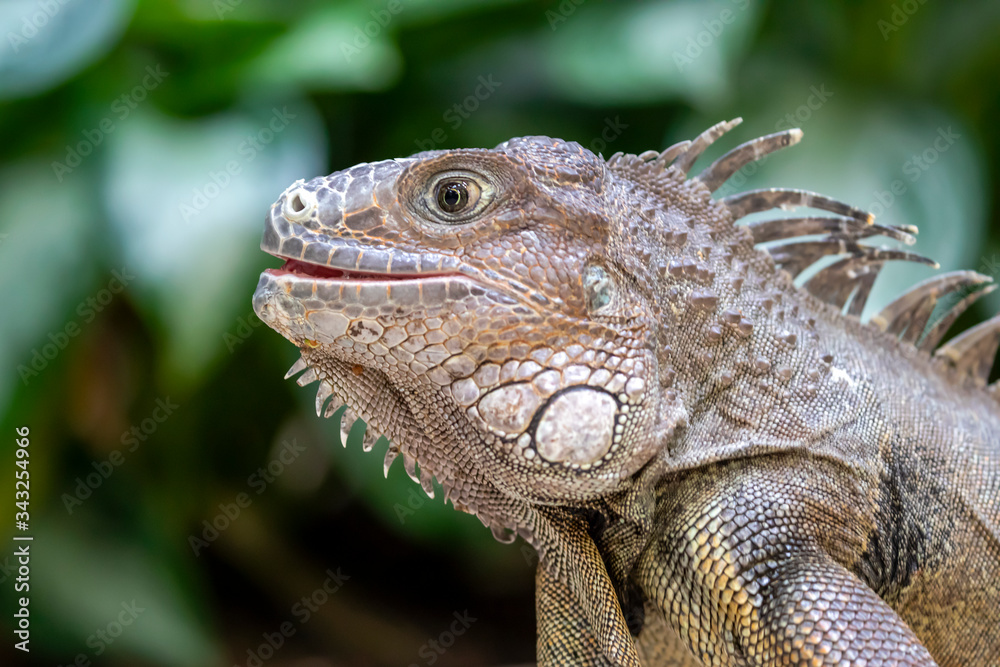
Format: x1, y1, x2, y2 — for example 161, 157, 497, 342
282, 187, 317, 222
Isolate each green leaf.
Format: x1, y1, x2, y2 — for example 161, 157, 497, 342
30, 515, 223, 666
544, 0, 762, 107
0, 160, 100, 418
243, 4, 403, 92
0, 0, 135, 99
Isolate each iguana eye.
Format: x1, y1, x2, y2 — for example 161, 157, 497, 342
436, 179, 475, 213
424, 171, 493, 223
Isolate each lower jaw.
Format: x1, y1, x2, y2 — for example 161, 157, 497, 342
260, 269, 484, 311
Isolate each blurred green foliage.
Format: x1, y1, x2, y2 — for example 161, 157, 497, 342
1, 0, 998, 665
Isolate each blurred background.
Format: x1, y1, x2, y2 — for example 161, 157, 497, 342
1, 0, 998, 665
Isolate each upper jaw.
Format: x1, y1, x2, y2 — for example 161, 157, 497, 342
259, 157, 465, 280
260, 186, 465, 281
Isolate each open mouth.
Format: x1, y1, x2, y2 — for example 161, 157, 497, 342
266, 258, 455, 282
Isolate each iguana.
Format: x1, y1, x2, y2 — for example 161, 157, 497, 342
251, 118, 1000, 666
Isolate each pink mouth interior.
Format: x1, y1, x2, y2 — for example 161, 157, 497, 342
272, 259, 360, 279
268, 259, 448, 281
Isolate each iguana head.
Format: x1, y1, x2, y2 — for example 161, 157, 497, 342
253, 136, 674, 517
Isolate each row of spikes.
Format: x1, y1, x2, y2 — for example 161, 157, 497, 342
280, 358, 517, 543
281, 360, 417, 490
607, 117, 1000, 393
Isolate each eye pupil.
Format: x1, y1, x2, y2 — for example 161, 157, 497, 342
437, 180, 469, 213
425, 173, 486, 223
